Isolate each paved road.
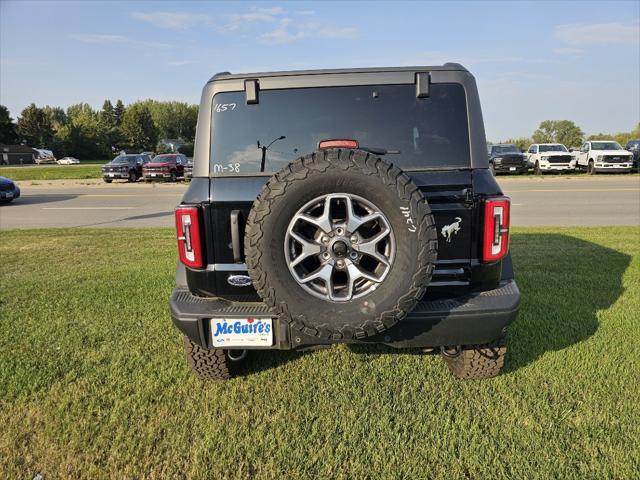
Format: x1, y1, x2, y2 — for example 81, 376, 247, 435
1, 176, 638, 229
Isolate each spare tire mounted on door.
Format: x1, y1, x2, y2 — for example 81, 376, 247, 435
244, 148, 438, 340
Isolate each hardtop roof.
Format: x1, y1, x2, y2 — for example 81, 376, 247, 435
208, 63, 467, 83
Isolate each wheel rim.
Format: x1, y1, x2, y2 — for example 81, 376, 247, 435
284, 193, 396, 302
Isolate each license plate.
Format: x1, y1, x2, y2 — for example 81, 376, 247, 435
151, 173, 157, 177
510, 167, 516, 171
109, 173, 114, 177
211, 318, 273, 347
5, 192, 13, 199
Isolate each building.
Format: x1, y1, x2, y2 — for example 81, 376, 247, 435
0, 144, 35, 165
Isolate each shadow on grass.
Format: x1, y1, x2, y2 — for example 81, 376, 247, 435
504, 233, 631, 372
241, 233, 631, 376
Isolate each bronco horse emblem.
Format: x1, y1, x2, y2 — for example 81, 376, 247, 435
441, 217, 462, 243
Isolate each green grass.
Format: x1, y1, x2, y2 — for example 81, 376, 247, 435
0, 164, 104, 180
1, 227, 639, 478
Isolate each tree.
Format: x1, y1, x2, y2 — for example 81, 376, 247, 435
101, 100, 116, 127
55, 103, 110, 159
0, 105, 18, 144
119, 103, 157, 151
137, 99, 198, 141
532, 120, 584, 148
16, 103, 54, 147
43, 106, 67, 132
501, 137, 532, 152
114, 99, 125, 126
587, 123, 640, 147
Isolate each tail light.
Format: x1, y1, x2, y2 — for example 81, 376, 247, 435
482, 197, 510, 263
175, 206, 203, 268
319, 139, 359, 149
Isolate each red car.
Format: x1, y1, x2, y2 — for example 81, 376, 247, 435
142, 153, 188, 182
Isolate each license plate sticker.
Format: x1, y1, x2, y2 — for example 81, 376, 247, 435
109, 173, 114, 177
211, 318, 273, 347
510, 167, 516, 171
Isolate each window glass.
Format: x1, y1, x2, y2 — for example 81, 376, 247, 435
210, 83, 470, 174
539, 144, 568, 153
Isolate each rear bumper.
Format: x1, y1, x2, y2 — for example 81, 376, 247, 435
170, 280, 520, 350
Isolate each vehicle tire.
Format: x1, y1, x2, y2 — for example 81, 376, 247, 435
588, 160, 596, 175
244, 148, 438, 340
128, 170, 138, 182
489, 162, 496, 176
170, 171, 177, 182
103, 179, 113, 184
183, 336, 238, 381
534, 161, 542, 175
442, 336, 507, 379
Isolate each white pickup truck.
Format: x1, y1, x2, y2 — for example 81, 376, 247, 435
526, 143, 576, 174
574, 141, 633, 174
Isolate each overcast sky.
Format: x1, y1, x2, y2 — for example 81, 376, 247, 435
1, 0, 638, 140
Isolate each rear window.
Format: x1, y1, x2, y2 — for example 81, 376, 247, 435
209, 83, 470, 175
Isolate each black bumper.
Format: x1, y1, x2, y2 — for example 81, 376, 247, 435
170, 280, 520, 350
494, 164, 527, 174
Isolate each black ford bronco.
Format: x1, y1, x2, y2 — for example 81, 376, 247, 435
170, 65, 520, 380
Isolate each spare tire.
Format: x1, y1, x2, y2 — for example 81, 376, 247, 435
244, 148, 437, 340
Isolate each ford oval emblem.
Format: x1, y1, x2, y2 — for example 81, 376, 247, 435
227, 274, 252, 287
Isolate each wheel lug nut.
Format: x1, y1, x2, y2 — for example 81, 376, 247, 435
322, 236, 330, 244
349, 251, 358, 260
350, 235, 358, 243
336, 228, 344, 235
336, 259, 345, 268
322, 252, 330, 260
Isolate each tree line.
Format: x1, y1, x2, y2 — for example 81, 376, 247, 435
1, 104, 638, 160
495, 120, 640, 152
0, 100, 198, 159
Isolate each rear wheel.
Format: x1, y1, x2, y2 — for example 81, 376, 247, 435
169, 171, 177, 182
103, 179, 113, 184
442, 336, 507, 379
128, 170, 138, 182
588, 160, 596, 175
183, 337, 244, 381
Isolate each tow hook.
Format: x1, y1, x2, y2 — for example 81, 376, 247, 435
227, 349, 247, 362
440, 345, 462, 358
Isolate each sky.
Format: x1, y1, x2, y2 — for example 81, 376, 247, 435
0, 0, 638, 140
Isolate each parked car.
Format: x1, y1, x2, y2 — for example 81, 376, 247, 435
183, 159, 193, 181
574, 140, 633, 174
0, 176, 20, 204
57, 157, 80, 165
526, 143, 575, 174
33, 148, 57, 164
170, 64, 520, 381
624, 139, 640, 171
142, 153, 187, 182
487, 144, 527, 174
101, 153, 151, 183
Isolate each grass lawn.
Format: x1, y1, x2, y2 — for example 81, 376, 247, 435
1, 227, 638, 478
0, 163, 104, 180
